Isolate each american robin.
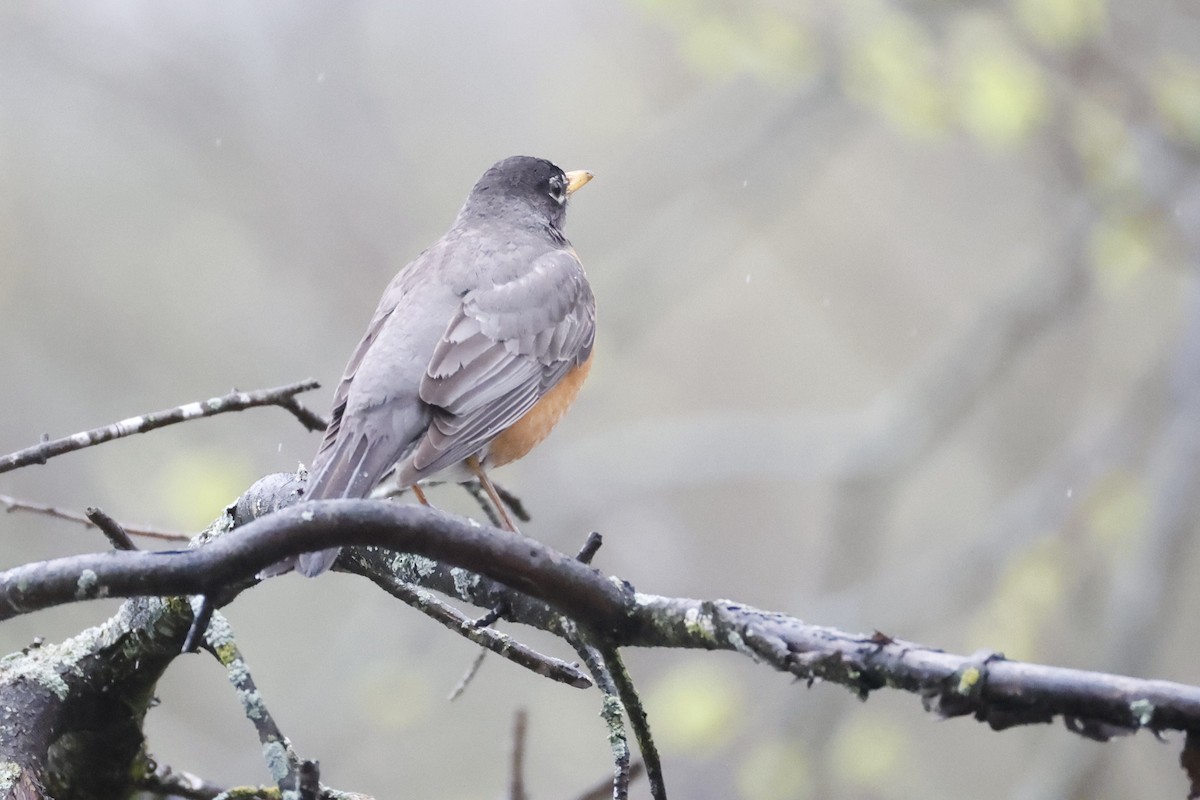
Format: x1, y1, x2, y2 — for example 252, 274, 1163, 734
285, 156, 595, 577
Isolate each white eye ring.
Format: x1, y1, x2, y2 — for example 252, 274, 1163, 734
549, 179, 567, 204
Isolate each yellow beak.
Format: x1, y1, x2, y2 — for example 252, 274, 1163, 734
565, 170, 594, 196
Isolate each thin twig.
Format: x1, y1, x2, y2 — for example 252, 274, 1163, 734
509, 709, 529, 800
0, 379, 321, 474
462, 480, 504, 527
574, 762, 645, 800
357, 558, 591, 690
494, 482, 531, 522
565, 626, 634, 800
576, 532, 603, 564
0, 494, 188, 542
133, 764, 225, 799
601, 646, 666, 800
276, 396, 328, 432
201, 610, 302, 792
182, 595, 216, 654
84, 507, 137, 551
448, 647, 489, 702
461, 480, 532, 525
298, 760, 321, 800
474, 605, 507, 628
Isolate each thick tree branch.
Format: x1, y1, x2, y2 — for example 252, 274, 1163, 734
4, 496, 1200, 747
0, 500, 631, 629
0, 596, 189, 797
0, 379, 322, 474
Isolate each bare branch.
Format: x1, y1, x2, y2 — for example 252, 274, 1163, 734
458, 479, 532, 527
508, 709, 529, 800
565, 626, 634, 800
363, 566, 592, 690
84, 506, 137, 551
574, 763, 645, 800
493, 482, 531, 523
202, 610, 304, 791
448, 647, 490, 701
0, 500, 631, 627
0, 493, 188, 542
600, 646, 664, 800
4, 498, 1200, 746
134, 764, 225, 799
274, 394, 328, 432
575, 532, 603, 564
0, 379, 321, 475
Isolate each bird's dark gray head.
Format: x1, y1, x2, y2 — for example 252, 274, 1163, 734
458, 156, 592, 232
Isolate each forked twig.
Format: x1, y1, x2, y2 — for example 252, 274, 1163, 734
356, 556, 591, 690
600, 646, 665, 800
566, 629, 635, 800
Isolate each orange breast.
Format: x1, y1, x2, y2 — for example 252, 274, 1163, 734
488, 352, 594, 467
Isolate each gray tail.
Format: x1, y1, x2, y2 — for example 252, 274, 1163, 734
285, 427, 404, 578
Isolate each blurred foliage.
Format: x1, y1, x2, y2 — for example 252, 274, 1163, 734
950, 16, 1048, 149
645, 659, 745, 754
1013, 0, 1108, 49
632, 0, 817, 85
736, 738, 813, 800
968, 537, 1069, 660
1089, 212, 1159, 293
151, 448, 256, 531
1084, 471, 1148, 556
353, 658, 438, 732
1072, 97, 1141, 197
1153, 56, 1200, 148
828, 714, 910, 796
843, 6, 947, 136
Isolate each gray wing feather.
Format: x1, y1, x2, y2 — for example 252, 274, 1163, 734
399, 248, 594, 482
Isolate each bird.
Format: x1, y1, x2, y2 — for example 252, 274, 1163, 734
283, 156, 595, 577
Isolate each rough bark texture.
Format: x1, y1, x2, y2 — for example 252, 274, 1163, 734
0, 596, 190, 799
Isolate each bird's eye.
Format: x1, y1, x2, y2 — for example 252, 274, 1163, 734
548, 178, 567, 204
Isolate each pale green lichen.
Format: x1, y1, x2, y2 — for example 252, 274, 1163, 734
0, 760, 22, 793
682, 606, 717, 640
263, 740, 290, 782
1130, 698, 1155, 726
239, 686, 267, 720
957, 666, 982, 695
451, 567, 480, 597
75, 569, 101, 600
225, 659, 250, 686
600, 694, 628, 747
396, 553, 438, 578
2, 646, 71, 699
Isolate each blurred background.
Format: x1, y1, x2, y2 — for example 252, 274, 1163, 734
2, 1, 1200, 797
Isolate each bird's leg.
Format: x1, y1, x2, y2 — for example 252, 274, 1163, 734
466, 456, 519, 532
412, 484, 430, 506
